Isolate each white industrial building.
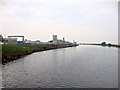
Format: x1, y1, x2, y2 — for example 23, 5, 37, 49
47, 35, 66, 44
53, 35, 58, 44
4, 38, 17, 44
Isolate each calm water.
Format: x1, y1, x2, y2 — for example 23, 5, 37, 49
2, 45, 118, 88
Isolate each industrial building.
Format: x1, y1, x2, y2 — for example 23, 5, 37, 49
4, 38, 17, 44
53, 35, 58, 44
48, 35, 66, 44
2, 35, 25, 44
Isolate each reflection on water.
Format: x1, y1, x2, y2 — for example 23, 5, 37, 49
2, 46, 118, 88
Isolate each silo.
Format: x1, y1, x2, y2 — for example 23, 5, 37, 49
53, 35, 58, 44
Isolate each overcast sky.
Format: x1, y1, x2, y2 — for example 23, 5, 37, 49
0, 0, 119, 43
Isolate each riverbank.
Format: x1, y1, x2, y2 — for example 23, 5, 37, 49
79, 43, 120, 48
2, 44, 78, 64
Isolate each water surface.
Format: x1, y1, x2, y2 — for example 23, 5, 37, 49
2, 45, 118, 88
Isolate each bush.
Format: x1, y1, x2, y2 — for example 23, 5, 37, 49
101, 42, 106, 46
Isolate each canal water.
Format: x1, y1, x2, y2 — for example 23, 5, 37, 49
2, 45, 118, 88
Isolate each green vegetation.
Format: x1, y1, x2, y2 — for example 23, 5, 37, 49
101, 42, 106, 46
0, 34, 3, 42
3, 44, 43, 55
2, 44, 45, 64
2, 44, 70, 64
80, 42, 120, 48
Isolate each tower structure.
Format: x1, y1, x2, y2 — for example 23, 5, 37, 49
53, 35, 58, 44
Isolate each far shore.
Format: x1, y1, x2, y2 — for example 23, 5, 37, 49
79, 43, 120, 48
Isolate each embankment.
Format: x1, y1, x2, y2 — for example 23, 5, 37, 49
79, 43, 120, 48
2, 44, 78, 64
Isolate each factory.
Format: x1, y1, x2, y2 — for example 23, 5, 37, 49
3, 35, 25, 44
1, 35, 43, 45
4, 38, 17, 44
1, 34, 77, 45
48, 35, 69, 45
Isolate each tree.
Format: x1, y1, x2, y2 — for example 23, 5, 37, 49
101, 42, 106, 46
0, 35, 3, 42
108, 43, 111, 46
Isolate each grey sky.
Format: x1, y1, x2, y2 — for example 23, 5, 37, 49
0, 0, 119, 43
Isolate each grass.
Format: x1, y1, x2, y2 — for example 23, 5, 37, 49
2, 43, 78, 64
2, 44, 42, 56
2, 44, 68, 64
2, 44, 45, 64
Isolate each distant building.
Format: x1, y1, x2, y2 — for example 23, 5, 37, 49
73, 40, 77, 45
63, 37, 65, 42
8, 35, 24, 42
47, 40, 53, 44
25, 40, 31, 44
4, 38, 17, 44
8, 35, 25, 44
63, 37, 65, 44
48, 35, 68, 44
53, 35, 58, 44
29, 40, 43, 44
58, 39, 63, 44
65, 41, 71, 45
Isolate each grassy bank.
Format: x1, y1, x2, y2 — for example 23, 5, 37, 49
2, 44, 73, 64
2, 44, 43, 64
